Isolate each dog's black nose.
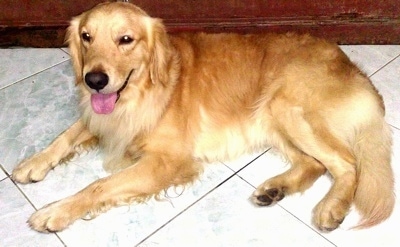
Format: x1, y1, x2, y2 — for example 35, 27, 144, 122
85, 72, 109, 91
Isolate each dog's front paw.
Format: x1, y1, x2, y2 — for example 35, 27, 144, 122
29, 200, 77, 233
12, 154, 56, 184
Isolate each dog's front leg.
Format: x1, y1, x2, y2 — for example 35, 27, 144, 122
28, 153, 200, 232
12, 119, 97, 183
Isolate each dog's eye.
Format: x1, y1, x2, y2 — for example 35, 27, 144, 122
81, 32, 91, 42
119, 35, 134, 45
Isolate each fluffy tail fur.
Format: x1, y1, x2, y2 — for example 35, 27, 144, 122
353, 117, 395, 229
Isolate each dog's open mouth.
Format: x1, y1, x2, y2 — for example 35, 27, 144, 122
90, 69, 134, 114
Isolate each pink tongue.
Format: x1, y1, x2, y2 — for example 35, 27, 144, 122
90, 93, 118, 114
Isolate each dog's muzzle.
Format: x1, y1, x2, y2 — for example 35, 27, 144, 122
88, 69, 134, 114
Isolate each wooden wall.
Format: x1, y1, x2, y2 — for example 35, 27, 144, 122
1, 0, 399, 47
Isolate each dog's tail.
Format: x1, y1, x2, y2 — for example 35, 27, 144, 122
352, 114, 395, 229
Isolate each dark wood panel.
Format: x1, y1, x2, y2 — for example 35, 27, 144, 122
0, 0, 101, 26
136, 0, 400, 19
1, 0, 398, 24
0, 0, 399, 47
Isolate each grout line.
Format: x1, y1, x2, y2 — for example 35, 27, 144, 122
390, 124, 400, 131
9, 177, 39, 211
0, 163, 9, 180
222, 148, 270, 173
369, 53, 400, 78
136, 150, 270, 246
135, 148, 336, 247
234, 171, 335, 242
276, 204, 337, 246
135, 167, 239, 246
137, 148, 335, 246
60, 48, 70, 55
231, 151, 337, 246
0, 58, 71, 91
8, 172, 68, 246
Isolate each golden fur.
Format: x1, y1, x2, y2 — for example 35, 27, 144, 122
12, 2, 394, 233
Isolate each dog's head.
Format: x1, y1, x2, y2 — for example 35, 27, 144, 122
66, 2, 173, 114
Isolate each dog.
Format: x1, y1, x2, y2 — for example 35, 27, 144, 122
12, 2, 394, 233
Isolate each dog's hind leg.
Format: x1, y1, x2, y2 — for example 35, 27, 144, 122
27, 152, 200, 232
270, 106, 357, 232
12, 119, 97, 183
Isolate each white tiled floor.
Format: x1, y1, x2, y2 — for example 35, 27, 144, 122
0, 45, 399, 247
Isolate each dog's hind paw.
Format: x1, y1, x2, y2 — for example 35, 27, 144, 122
312, 198, 347, 232
252, 187, 285, 206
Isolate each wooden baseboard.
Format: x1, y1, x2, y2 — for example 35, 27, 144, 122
165, 17, 400, 45
0, 26, 66, 48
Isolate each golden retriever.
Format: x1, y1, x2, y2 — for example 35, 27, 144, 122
12, 2, 394, 233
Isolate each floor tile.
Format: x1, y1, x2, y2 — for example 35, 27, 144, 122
369, 56, 400, 128
239, 127, 400, 247
340, 45, 400, 76
0, 48, 69, 89
140, 176, 334, 247
0, 60, 79, 174
0, 178, 63, 247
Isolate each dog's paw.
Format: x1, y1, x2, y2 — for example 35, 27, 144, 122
312, 199, 348, 232
29, 200, 76, 233
252, 187, 285, 206
12, 154, 56, 184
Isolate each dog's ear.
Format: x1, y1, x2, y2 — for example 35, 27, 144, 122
145, 18, 174, 86
65, 16, 83, 84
